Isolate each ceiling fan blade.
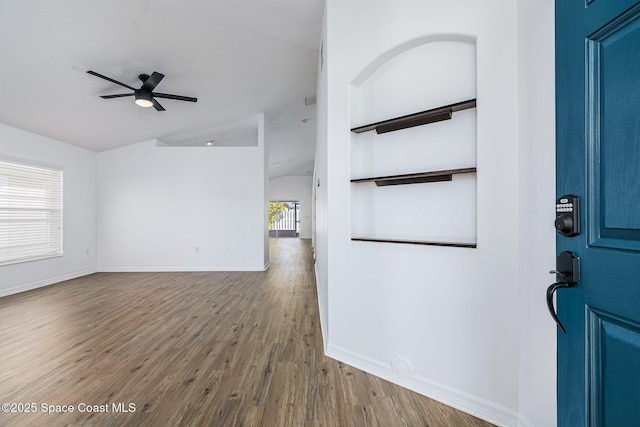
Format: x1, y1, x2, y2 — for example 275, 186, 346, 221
142, 72, 165, 92
153, 92, 197, 103
87, 70, 136, 91
152, 98, 166, 111
100, 93, 134, 99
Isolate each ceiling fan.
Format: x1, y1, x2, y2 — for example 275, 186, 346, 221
86, 70, 197, 111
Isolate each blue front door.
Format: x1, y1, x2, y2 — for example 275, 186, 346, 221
556, 1, 640, 425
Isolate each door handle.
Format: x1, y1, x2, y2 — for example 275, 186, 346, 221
546, 282, 572, 333
546, 251, 580, 334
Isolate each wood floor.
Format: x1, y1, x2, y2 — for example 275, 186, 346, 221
0, 238, 493, 427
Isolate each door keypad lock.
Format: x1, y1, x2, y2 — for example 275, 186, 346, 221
546, 251, 580, 334
555, 194, 580, 237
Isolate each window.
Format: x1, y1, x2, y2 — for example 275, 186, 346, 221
0, 159, 63, 266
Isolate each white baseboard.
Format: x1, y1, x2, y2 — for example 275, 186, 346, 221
97, 265, 268, 272
517, 413, 535, 427
0, 268, 98, 298
326, 343, 519, 427
314, 263, 328, 352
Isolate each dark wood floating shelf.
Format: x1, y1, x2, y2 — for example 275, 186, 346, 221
351, 167, 476, 187
350, 99, 476, 134
352, 237, 477, 248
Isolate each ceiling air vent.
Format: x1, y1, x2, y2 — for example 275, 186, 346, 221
304, 94, 317, 106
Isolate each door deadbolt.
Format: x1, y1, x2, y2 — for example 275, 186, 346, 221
555, 194, 580, 237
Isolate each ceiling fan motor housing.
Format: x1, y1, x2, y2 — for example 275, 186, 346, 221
134, 89, 154, 107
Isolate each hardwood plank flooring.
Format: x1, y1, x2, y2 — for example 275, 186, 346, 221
0, 238, 494, 426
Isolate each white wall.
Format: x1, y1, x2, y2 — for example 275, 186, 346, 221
0, 123, 97, 297
262, 115, 270, 268
269, 175, 313, 239
316, 1, 556, 426
516, 0, 557, 426
313, 8, 329, 347
97, 116, 268, 271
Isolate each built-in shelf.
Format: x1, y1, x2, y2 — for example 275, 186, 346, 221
350, 99, 476, 134
350, 167, 476, 187
351, 237, 477, 248
350, 91, 477, 248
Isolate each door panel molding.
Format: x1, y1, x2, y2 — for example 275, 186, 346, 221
588, 308, 640, 426
587, 6, 640, 252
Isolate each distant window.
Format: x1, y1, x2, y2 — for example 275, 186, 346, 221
0, 159, 63, 266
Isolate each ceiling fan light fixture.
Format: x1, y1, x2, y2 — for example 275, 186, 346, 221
135, 98, 153, 108
134, 90, 153, 108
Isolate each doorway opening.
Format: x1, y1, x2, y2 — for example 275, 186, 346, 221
269, 201, 300, 238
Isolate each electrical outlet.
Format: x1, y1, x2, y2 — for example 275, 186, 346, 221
86, 248, 90, 255
195, 246, 200, 254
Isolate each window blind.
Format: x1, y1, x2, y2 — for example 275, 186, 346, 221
0, 160, 63, 266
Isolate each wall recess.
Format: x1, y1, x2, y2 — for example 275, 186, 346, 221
350, 39, 477, 247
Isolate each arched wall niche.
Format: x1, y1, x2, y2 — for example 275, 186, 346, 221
349, 36, 478, 246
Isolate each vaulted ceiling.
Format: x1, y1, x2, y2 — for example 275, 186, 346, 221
0, 0, 322, 178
